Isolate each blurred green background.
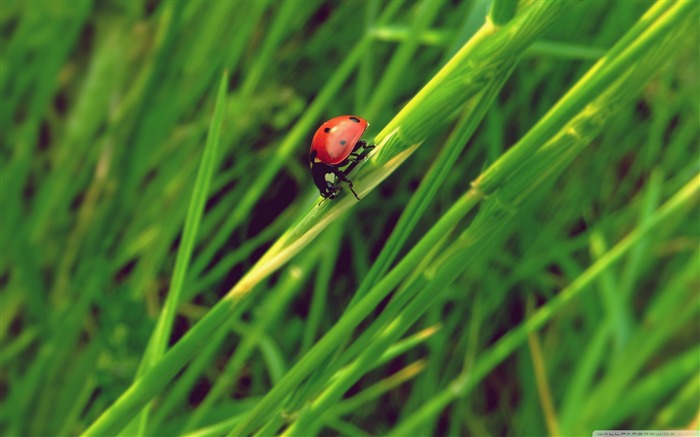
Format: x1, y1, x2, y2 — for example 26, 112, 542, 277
1, 1, 698, 436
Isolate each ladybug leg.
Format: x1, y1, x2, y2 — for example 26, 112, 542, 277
330, 167, 360, 200
336, 141, 376, 169
341, 141, 376, 178
351, 140, 367, 153
349, 140, 376, 160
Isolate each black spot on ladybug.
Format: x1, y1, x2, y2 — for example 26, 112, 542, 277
324, 127, 331, 133
349, 116, 360, 123
340, 140, 346, 145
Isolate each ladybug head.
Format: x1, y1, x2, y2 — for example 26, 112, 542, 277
310, 161, 340, 199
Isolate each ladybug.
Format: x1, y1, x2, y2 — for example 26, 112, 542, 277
309, 115, 375, 200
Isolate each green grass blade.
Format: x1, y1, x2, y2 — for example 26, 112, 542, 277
391, 175, 699, 435
82, 70, 230, 436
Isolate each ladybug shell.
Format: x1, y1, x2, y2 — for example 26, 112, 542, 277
310, 115, 368, 165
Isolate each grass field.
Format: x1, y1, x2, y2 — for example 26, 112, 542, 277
2, 1, 699, 436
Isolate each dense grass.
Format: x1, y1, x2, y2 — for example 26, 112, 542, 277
2, 1, 698, 436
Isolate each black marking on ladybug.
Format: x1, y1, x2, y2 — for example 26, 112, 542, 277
340, 140, 346, 145
349, 116, 360, 123
324, 127, 331, 133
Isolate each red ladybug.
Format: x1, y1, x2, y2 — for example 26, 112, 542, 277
309, 115, 375, 200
